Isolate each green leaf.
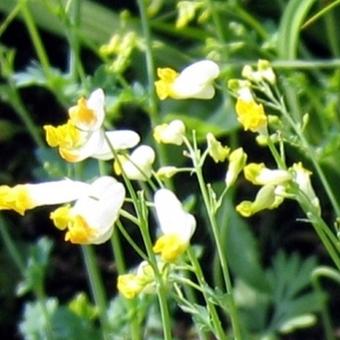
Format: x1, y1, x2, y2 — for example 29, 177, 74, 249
265, 251, 322, 334
16, 237, 53, 296
217, 193, 269, 292
277, 0, 317, 59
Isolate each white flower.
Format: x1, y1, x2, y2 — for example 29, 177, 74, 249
153, 189, 196, 262
153, 120, 186, 145
114, 145, 155, 181
291, 163, 320, 214
0, 176, 125, 244
0, 179, 90, 215
44, 88, 140, 162
50, 176, 125, 244
244, 163, 291, 186
155, 60, 220, 100
225, 147, 247, 189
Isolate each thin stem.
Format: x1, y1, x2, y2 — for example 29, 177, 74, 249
20, 0, 51, 78
194, 163, 242, 339
136, 193, 173, 340
277, 96, 340, 217
8, 85, 45, 147
102, 133, 172, 338
116, 219, 148, 261
111, 225, 142, 340
187, 248, 227, 339
66, 0, 86, 82
206, 0, 225, 43
81, 246, 109, 339
136, 0, 158, 120
311, 266, 340, 340
297, 193, 340, 270
186, 137, 241, 339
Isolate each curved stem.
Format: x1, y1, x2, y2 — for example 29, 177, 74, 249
81, 246, 109, 338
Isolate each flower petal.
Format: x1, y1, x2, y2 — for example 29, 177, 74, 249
92, 130, 140, 160
154, 189, 196, 242
71, 176, 125, 244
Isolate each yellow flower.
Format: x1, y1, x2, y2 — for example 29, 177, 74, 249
206, 132, 230, 163
176, 1, 203, 28
153, 120, 186, 145
155, 60, 220, 100
44, 89, 140, 162
153, 189, 196, 262
117, 261, 157, 299
117, 274, 144, 299
235, 97, 267, 134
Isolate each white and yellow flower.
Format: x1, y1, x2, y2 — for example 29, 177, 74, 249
291, 163, 320, 214
0, 179, 89, 215
244, 163, 291, 186
225, 147, 247, 189
236, 184, 285, 217
153, 189, 196, 262
155, 60, 220, 100
114, 145, 155, 181
117, 261, 157, 299
153, 120, 186, 145
50, 176, 125, 244
44, 89, 140, 162
0, 176, 125, 244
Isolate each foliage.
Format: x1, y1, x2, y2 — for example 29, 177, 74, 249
0, 0, 340, 339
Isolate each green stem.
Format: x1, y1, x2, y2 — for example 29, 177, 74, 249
20, 0, 51, 78
297, 193, 340, 270
195, 165, 241, 339
136, 193, 173, 340
278, 97, 340, 217
111, 225, 141, 340
66, 0, 86, 82
0, 215, 25, 272
136, 0, 158, 120
8, 85, 44, 147
187, 248, 227, 339
206, 0, 225, 43
81, 245, 109, 338
311, 266, 340, 340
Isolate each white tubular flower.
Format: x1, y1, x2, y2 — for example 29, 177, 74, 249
114, 145, 155, 181
225, 147, 247, 189
155, 60, 220, 100
50, 176, 125, 244
44, 88, 140, 162
291, 163, 320, 214
236, 184, 285, 217
153, 189, 196, 262
244, 163, 291, 186
0, 180, 90, 215
153, 120, 186, 145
